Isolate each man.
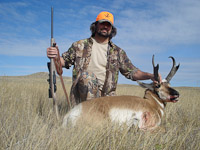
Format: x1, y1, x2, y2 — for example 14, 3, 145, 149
47, 11, 160, 107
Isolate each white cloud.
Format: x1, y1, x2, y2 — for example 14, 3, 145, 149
0, 38, 49, 56
0, 2, 36, 24
115, 0, 200, 45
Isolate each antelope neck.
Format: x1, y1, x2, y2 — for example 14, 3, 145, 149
144, 90, 165, 109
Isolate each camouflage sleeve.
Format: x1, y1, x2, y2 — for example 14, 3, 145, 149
119, 49, 139, 81
61, 43, 76, 69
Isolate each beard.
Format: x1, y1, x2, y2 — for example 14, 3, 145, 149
96, 29, 111, 38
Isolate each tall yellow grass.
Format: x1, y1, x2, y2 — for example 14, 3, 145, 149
0, 75, 199, 150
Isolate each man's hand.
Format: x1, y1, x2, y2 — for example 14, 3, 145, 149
151, 73, 162, 83
133, 70, 162, 82
47, 46, 59, 59
47, 45, 65, 67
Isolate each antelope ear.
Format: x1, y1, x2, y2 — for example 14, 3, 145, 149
137, 81, 154, 91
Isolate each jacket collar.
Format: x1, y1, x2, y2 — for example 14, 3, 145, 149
88, 37, 115, 48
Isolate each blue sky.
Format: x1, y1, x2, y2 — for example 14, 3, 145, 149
0, 0, 200, 87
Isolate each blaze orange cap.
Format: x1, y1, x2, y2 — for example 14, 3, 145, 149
96, 11, 114, 25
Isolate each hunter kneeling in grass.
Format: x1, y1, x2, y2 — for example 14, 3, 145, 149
47, 11, 161, 107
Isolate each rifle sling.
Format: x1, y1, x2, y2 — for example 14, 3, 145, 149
53, 47, 72, 110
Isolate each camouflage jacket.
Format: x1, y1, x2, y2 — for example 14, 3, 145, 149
62, 37, 138, 104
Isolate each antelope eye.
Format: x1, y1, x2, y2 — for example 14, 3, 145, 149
155, 84, 161, 88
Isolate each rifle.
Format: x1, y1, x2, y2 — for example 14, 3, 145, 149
47, 7, 71, 119
47, 7, 60, 120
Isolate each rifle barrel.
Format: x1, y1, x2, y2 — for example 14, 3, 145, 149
51, 7, 53, 39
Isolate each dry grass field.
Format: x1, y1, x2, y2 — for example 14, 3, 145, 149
0, 72, 199, 150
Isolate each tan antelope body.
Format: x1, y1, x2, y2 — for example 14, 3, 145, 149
63, 56, 180, 131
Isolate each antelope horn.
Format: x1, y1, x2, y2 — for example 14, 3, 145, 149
152, 55, 160, 83
165, 56, 180, 82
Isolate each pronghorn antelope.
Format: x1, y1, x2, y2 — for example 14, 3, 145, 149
63, 56, 180, 131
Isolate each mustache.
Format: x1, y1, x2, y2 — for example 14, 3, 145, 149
101, 27, 108, 30
99, 28, 110, 33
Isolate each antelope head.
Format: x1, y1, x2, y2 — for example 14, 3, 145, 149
138, 55, 180, 103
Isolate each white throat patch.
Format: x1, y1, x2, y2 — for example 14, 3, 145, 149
151, 94, 164, 116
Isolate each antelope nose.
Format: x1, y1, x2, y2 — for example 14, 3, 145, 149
175, 91, 179, 97
170, 88, 179, 96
